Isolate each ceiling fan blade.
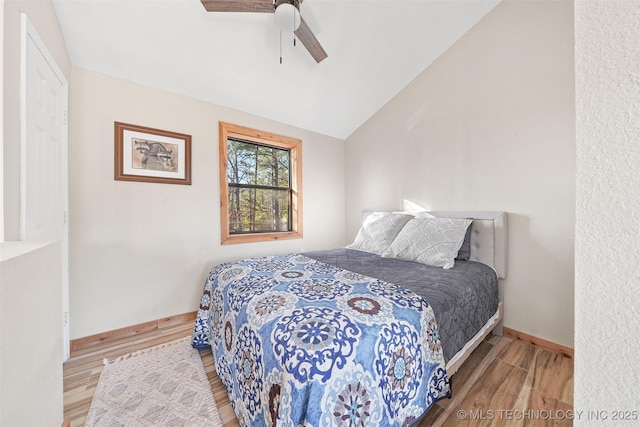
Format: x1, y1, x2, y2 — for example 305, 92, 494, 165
201, 0, 274, 13
294, 16, 327, 63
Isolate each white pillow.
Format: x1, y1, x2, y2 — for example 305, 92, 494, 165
382, 217, 473, 269
347, 212, 414, 255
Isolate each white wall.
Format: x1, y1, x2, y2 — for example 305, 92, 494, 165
345, 0, 575, 347
0, 241, 63, 426
69, 68, 345, 339
574, 0, 640, 420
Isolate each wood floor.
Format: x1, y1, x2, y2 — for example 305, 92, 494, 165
63, 322, 573, 427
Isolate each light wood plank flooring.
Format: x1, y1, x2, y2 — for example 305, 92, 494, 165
64, 322, 573, 427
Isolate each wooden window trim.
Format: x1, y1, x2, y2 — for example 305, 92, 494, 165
219, 121, 303, 245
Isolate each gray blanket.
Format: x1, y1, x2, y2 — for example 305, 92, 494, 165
305, 248, 499, 361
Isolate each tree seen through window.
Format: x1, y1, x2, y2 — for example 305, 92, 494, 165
227, 139, 291, 233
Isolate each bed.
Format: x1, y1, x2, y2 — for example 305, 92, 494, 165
192, 210, 507, 426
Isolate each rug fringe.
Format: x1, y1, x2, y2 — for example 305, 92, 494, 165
106, 336, 192, 365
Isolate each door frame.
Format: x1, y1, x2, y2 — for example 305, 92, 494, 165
19, 13, 70, 360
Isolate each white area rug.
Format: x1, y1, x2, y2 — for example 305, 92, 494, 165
85, 336, 223, 427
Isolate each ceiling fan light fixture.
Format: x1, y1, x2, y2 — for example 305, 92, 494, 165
274, 0, 301, 32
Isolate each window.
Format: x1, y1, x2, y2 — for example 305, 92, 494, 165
219, 122, 302, 244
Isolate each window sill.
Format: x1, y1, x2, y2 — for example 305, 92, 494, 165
221, 230, 303, 245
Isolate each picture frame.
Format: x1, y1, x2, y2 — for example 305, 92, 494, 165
114, 122, 191, 185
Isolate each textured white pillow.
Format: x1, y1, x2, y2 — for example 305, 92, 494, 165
382, 217, 473, 269
347, 212, 414, 255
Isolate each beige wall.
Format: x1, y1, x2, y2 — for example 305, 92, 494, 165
1, 241, 63, 426
1, 0, 4, 241
69, 68, 345, 338
345, 0, 575, 347
2, 0, 71, 241
575, 0, 640, 419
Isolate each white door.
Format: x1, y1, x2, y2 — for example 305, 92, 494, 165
20, 13, 70, 360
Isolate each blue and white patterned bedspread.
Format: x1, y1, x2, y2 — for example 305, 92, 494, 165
192, 254, 450, 426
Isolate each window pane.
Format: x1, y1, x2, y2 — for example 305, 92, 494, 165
228, 187, 291, 233
227, 139, 290, 188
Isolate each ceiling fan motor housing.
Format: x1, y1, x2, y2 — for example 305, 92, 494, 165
274, 0, 301, 31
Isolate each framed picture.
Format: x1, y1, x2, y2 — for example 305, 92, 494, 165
114, 122, 191, 185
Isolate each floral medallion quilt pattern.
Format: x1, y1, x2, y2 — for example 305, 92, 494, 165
192, 254, 450, 426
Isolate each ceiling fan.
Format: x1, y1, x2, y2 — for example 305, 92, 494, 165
201, 0, 328, 63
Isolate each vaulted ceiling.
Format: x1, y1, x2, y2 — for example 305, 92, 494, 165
53, 0, 500, 139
